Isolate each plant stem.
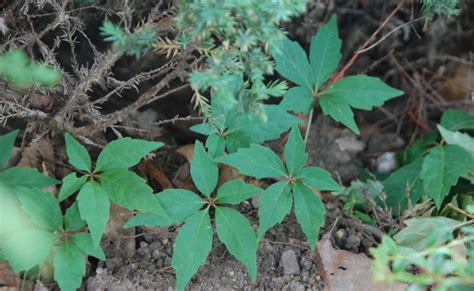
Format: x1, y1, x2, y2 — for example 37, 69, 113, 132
304, 109, 314, 145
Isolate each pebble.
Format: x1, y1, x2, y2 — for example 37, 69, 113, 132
300, 257, 313, 271
152, 249, 161, 259
251, 196, 260, 208
280, 249, 300, 275
346, 234, 362, 250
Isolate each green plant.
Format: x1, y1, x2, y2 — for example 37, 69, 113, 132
176, 0, 309, 117
419, 0, 461, 19
0, 49, 60, 87
272, 15, 403, 135
371, 217, 473, 290
383, 109, 474, 214
100, 21, 157, 59
0, 131, 166, 290
216, 126, 341, 249
125, 141, 263, 290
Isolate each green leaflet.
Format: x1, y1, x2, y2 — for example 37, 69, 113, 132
65, 133, 92, 172
71, 232, 106, 260
54, 240, 86, 291
393, 217, 460, 251
257, 181, 292, 240
125, 189, 205, 228
271, 36, 313, 89
190, 141, 218, 197
172, 209, 213, 291
98, 169, 165, 215
279, 86, 313, 114
438, 125, 474, 158
319, 95, 358, 134
215, 207, 258, 282
309, 14, 341, 89
64, 202, 86, 231
206, 133, 226, 158
95, 138, 163, 172
421, 145, 472, 208
296, 167, 341, 192
284, 126, 308, 175
383, 158, 425, 214
320, 75, 404, 134
216, 179, 262, 205
3, 229, 57, 271
16, 187, 63, 231
215, 144, 287, 179
292, 182, 325, 250
0, 167, 59, 189
0, 129, 18, 169
0, 49, 60, 87
440, 108, 474, 131
58, 173, 87, 201
77, 181, 110, 246
225, 104, 300, 151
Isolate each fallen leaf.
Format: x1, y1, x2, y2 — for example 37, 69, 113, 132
103, 205, 136, 259
315, 238, 407, 291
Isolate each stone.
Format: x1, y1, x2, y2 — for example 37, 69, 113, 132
251, 196, 260, 208
280, 249, 300, 275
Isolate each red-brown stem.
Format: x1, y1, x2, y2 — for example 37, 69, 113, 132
330, 0, 406, 83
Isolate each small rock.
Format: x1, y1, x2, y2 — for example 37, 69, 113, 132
376, 152, 397, 173
346, 235, 362, 250
152, 249, 161, 259
336, 229, 346, 240
300, 257, 313, 271
161, 238, 169, 245
251, 196, 260, 208
334, 132, 365, 154
280, 249, 300, 275
139, 241, 149, 248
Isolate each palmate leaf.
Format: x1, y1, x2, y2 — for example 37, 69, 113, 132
215, 207, 258, 282
216, 179, 262, 205
421, 145, 472, 208
215, 144, 287, 179
65, 133, 92, 172
54, 240, 86, 291
172, 209, 213, 291
309, 14, 342, 89
77, 181, 110, 246
190, 141, 218, 197
257, 181, 292, 240
125, 189, 204, 228
0, 130, 18, 169
320, 75, 404, 134
95, 138, 163, 172
292, 182, 325, 250
284, 126, 307, 175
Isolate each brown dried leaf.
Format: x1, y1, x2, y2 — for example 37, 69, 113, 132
315, 239, 407, 291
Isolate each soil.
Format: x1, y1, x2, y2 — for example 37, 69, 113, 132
87, 208, 326, 290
